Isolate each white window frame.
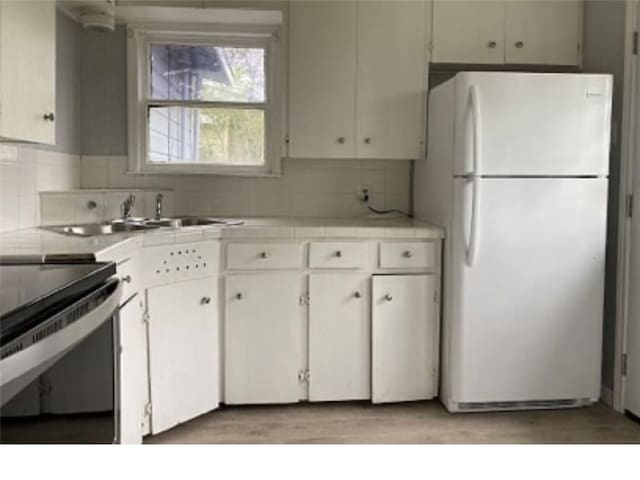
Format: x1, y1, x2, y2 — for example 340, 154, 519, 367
127, 23, 285, 176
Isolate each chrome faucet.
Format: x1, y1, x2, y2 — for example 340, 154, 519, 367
155, 193, 164, 220
121, 194, 136, 220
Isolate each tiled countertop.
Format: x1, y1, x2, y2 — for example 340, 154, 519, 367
0, 216, 444, 259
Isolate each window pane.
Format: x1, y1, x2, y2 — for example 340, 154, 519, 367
148, 107, 264, 166
150, 44, 265, 103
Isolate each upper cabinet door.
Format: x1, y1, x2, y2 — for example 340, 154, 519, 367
288, 1, 357, 158
0, 0, 55, 144
356, 1, 427, 160
505, 0, 582, 66
431, 1, 505, 64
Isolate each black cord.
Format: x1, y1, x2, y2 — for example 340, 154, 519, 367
367, 205, 412, 218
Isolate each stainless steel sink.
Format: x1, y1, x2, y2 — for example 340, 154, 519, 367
45, 222, 160, 237
143, 216, 243, 228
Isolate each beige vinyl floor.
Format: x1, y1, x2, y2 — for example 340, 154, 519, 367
145, 401, 640, 444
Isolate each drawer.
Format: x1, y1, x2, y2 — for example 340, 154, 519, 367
379, 242, 436, 269
309, 242, 366, 269
226, 243, 302, 270
116, 256, 140, 304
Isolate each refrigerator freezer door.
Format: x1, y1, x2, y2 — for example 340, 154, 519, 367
453, 72, 612, 177
448, 177, 607, 404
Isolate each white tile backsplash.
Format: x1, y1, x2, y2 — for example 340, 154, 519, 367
78, 156, 412, 218
39, 189, 175, 226
0, 145, 81, 232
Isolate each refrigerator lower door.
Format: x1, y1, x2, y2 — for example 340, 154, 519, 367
447, 177, 607, 408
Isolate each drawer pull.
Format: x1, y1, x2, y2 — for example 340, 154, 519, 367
236, 293, 243, 300
335, 250, 342, 258
384, 294, 393, 302
200, 296, 212, 305
121, 275, 132, 283
354, 291, 361, 299
402, 251, 413, 258
259, 252, 269, 259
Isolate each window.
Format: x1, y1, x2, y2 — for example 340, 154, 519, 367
127, 25, 284, 176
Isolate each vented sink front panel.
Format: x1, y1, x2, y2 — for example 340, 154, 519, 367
141, 241, 220, 289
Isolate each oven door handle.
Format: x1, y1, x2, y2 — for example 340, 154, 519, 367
0, 280, 123, 404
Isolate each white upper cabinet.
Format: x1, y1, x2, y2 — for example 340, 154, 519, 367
432, 0, 582, 66
431, 1, 505, 64
288, 1, 357, 159
504, 1, 582, 66
0, 0, 56, 144
356, 1, 427, 160
288, 1, 428, 160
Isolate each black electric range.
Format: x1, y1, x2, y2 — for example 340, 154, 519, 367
0, 259, 122, 444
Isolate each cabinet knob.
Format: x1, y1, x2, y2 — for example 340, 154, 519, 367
383, 294, 393, 302
515, 41, 524, 49
43, 112, 55, 122
354, 291, 361, 299
364, 137, 372, 144
121, 275, 132, 283
337, 136, 346, 144
487, 41, 497, 49
259, 251, 268, 259
200, 296, 211, 305
402, 250, 412, 258
335, 250, 342, 258
236, 293, 243, 300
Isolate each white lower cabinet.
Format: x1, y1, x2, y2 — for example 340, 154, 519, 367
117, 295, 146, 444
309, 274, 370, 401
146, 276, 219, 434
372, 275, 438, 403
225, 273, 302, 404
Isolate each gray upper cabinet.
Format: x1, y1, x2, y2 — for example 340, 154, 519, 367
0, 0, 56, 145
431, 0, 583, 67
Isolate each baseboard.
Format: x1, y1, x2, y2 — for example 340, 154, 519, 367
601, 386, 613, 406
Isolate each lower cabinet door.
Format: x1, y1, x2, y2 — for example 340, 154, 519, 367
117, 295, 145, 444
372, 274, 437, 403
225, 273, 302, 404
309, 274, 370, 401
147, 277, 219, 434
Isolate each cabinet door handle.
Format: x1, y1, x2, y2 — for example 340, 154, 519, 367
335, 250, 342, 258
384, 294, 393, 302
354, 291, 361, 299
121, 275, 132, 283
337, 136, 346, 144
515, 41, 524, 48
43, 112, 55, 122
201, 296, 211, 305
402, 250, 412, 258
487, 41, 497, 49
236, 293, 243, 300
259, 251, 268, 259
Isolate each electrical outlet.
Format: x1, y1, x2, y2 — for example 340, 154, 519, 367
357, 188, 370, 203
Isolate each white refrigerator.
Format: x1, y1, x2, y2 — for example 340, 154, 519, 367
414, 72, 612, 412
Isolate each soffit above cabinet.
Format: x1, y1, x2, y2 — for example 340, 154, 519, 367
57, 1, 284, 26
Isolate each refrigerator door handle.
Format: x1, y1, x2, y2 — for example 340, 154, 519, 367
466, 85, 482, 267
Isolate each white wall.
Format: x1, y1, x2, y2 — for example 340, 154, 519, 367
0, 146, 81, 231
80, 156, 411, 217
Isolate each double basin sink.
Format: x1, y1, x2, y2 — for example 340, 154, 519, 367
45, 217, 241, 237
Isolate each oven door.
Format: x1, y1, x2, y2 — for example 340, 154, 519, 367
0, 280, 123, 444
